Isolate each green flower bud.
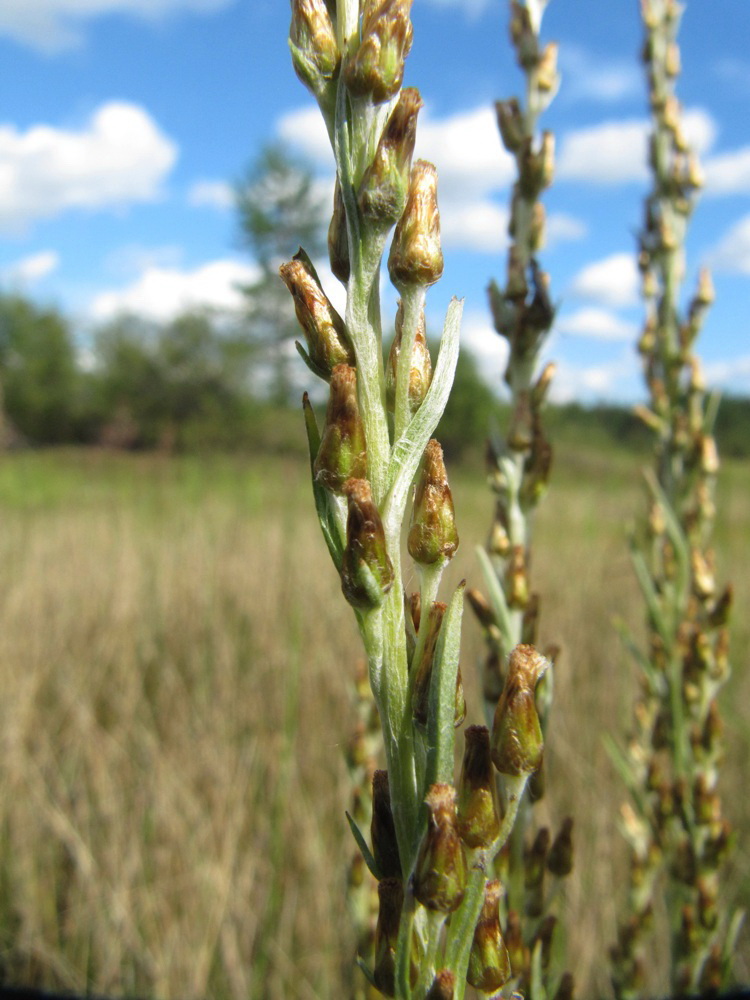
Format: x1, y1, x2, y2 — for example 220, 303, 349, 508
279, 250, 355, 379
457, 725, 502, 849
328, 178, 350, 284
341, 479, 395, 610
411, 602, 465, 730
313, 365, 367, 493
344, 0, 414, 105
467, 880, 512, 993
386, 299, 432, 415
408, 440, 458, 565
289, 0, 340, 110
373, 877, 403, 997
425, 970, 456, 999
371, 770, 401, 879
491, 644, 549, 777
413, 784, 467, 913
389, 160, 443, 290
358, 87, 422, 227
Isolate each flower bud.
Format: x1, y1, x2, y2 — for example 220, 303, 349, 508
537, 42, 559, 93
413, 784, 467, 913
467, 880, 512, 993
524, 826, 549, 917
408, 440, 458, 565
373, 877, 403, 996
341, 479, 395, 609
495, 98, 525, 153
547, 816, 574, 877
371, 770, 401, 879
389, 160, 443, 290
344, 0, 414, 105
314, 365, 367, 492
328, 178, 350, 284
520, 132, 555, 198
358, 87, 422, 227
491, 644, 549, 776
411, 603, 466, 729
386, 300, 432, 415
457, 726, 502, 848
289, 0, 340, 109
425, 970, 456, 999
279, 250, 355, 379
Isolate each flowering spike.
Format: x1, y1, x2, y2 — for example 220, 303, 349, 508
389, 160, 443, 290
408, 440, 458, 565
491, 644, 549, 777
413, 783, 467, 912
279, 250, 355, 379
314, 365, 367, 492
341, 479, 395, 610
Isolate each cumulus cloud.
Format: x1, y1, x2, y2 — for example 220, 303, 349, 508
558, 108, 716, 184
709, 214, 750, 274
569, 252, 640, 308
704, 147, 750, 196
0, 102, 177, 234
417, 0, 492, 16
1, 250, 60, 286
187, 180, 234, 210
0, 0, 233, 52
89, 258, 259, 323
556, 306, 636, 341
558, 45, 641, 104
457, 308, 509, 386
550, 354, 640, 404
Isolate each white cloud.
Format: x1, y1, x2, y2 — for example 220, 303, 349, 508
709, 214, 750, 274
417, 0, 492, 16
569, 252, 640, 308
546, 213, 587, 246
550, 355, 640, 404
1, 250, 60, 285
89, 258, 259, 323
440, 201, 508, 253
557, 306, 636, 341
558, 108, 716, 184
458, 308, 509, 386
0, 0, 233, 52
559, 45, 641, 104
0, 102, 177, 233
187, 180, 234, 210
704, 147, 750, 196
276, 106, 331, 166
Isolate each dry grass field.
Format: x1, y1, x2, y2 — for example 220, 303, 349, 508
0, 444, 747, 999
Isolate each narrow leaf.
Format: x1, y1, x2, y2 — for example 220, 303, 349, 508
345, 811, 382, 880
426, 580, 465, 788
303, 394, 344, 569
475, 546, 514, 652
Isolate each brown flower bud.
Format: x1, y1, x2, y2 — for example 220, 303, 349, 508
358, 87, 422, 226
389, 160, 443, 290
467, 880, 512, 992
411, 603, 466, 729
314, 365, 367, 492
520, 131, 555, 198
344, 0, 413, 105
328, 178, 350, 284
371, 770, 401, 880
457, 726, 502, 848
341, 479, 395, 609
495, 98, 525, 153
491, 644, 548, 776
413, 784, 467, 912
425, 970, 456, 999
547, 816, 574, 877
289, 0, 340, 105
537, 42, 559, 93
408, 440, 458, 565
279, 250, 355, 379
386, 300, 432, 415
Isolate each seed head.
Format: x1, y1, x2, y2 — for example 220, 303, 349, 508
467, 880, 512, 992
279, 250, 355, 379
389, 160, 443, 290
358, 87, 422, 227
413, 784, 467, 912
386, 299, 432, 415
344, 0, 413, 105
491, 644, 549, 776
408, 440, 458, 565
341, 479, 395, 610
314, 365, 367, 492
457, 725, 502, 848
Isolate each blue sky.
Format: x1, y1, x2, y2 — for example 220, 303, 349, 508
1, 0, 749, 402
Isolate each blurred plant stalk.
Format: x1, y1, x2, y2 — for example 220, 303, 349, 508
466, 2, 573, 997
282, 1, 551, 995
609, 1, 744, 995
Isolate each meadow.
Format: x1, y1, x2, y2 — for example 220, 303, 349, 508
0, 442, 747, 999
